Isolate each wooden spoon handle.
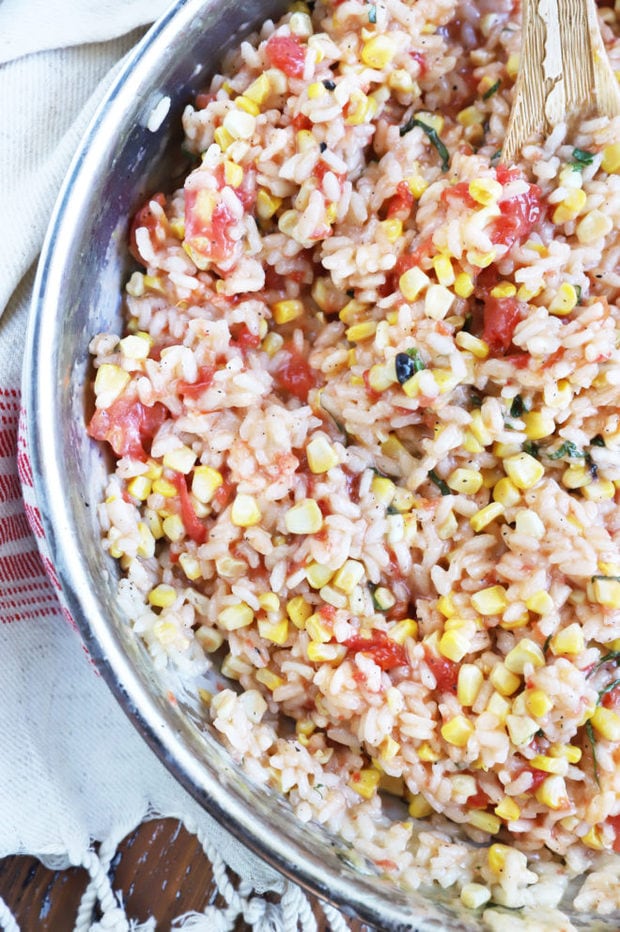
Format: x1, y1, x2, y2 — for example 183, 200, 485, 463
503, 0, 620, 163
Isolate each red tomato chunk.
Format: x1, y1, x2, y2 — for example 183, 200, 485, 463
88, 398, 167, 460
184, 189, 236, 267
265, 34, 306, 79
482, 296, 525, 355
170, 472, 206, 545
492, 185, 543, 250
178, 365, 215, 399
273, 348, 317, 402
344, 631, 408, 671
425, 652, 458, 693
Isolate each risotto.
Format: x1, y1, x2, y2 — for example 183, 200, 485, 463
87, 0, 620, 925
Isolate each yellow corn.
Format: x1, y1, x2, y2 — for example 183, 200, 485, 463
590, 577, 620, 609
406, 173, 428, 198
284, 498, 323, 534
388, 69, 416, 94
490, 281, 517, 298
437, 594, 456, 617
305, 562, 333, 589
162, 514, 185, 542
368, 362, 397, 392
446, 467, 483, 495
549, 743, 581, 763
591, 706, 620, 741
488, 843, 513, 874
492, 477, 521, 508
388, 618, 417, 644
256, 188, 282, 220
361, 35, 397, 69
469, 178, 502, 206
196, 629, 224, 654
535, 774, 569, 810
218, 602, 255, 630
460, 884, 492, 910
391, 487, 415, 512
503, 452, 544, 490
469, 410, 493, 446
348, 768, 380, 799
456, 105, 483, 127
399, 266, 430, 302
455, 332, 489, 358
258, 592, 280, 614
583, 479, 616, 502
436, 510, 457, 541
522, 411, 555, 440
495, 797, 521, 822
214, 126, 234, 151
152, 477, 177, 498
562, 465, 591, 490
505, 638, 545, 674
439, 628, 471, 662
231, 493, 261, 527
525, 689, 553, 718
273, 299, 304, 324
262, 332, 284, 356
244, 73, 271, 105
345, 320, 377, 342
192, 466, 223, 504
380, 218, 403, 243
550, 623, 584, 656
514, 508, 545, 539
235, 93, 260, 116
163, 445, 197, 475
119, 333, 152, 360
454, 272, 475, 298
408, 793, 434, 818
332, 559, 365, 594
127, 475, 152, 501
417, 741, 440, 761
471, 585, 508, 616
287, 595, 312, 628
148, 584, 177, 609
457, 664, 484, 706
222, 109, 256, 140
498, 610, 530, 631
345, 89, 376, 125
468, 811, 501, 834
470, 502, 505, 532
529, 754, 568, 776
306, 436, 339, 473
256, 668, 284, 691
490, 663, 521, 696
307, 81, 325, 100
223, 160, 244, 188
441, 714, 474, 747
94, 364, 130, 407
506, 713, 538, 746
552, 188, 587, 224
424, 284, 455, 320
432, 254, 455, 286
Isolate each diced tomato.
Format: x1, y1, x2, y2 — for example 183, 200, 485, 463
230, 324, 261, 350
314, 160, 345, 186
214, 480, 233, 509
375, 859, 398, 871
386, 181, 415, 218
602, 685, 620, 709
482, 296, 525, 355
608, 814, 620, 853
87, 398, 167, 460
170, 472, 206, 545
291, 112, 312, 131
273, 346, 317, 402
495, 165, 520, 186
441, 182, 476, 210
467, 788, 490, 809
184, 188, 235, 267
320, 604, 337, 622
424, 651, 458, 694
409, 50, 428, 78
195, 92, 215, 110
178, 365, 215, 399
344, 631, 408, 671
492, 185, 543, 251
506, 352, 531, 368
129, 193, 166, 265
266, 34, 306, 79
519, 766, 547, 792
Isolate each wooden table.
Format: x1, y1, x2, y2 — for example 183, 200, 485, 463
0, 819, 371, 930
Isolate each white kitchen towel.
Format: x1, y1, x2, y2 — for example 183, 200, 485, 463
0, 2, 351, 929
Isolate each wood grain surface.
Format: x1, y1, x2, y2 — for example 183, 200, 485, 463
0, 819, 371, 930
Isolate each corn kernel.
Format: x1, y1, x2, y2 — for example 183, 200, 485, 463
361, 35, 397, 69
552, 188, 587, 224
231, 493, 261, 527
307, 81, 326, 100
591, 706, 620, 741
535, 774, 569, 810
525, 689, 553, 718
408, 793, 434, 818
492, 477, 520, 508
178, 552, 202, 580
445, 467, 482, 495
256, 668, 284, 691
244, 73, 271, 105
590, 577, 620, 608
441, 714, 474, 747
456, 105, 483, 127
388, 69, 415, 94
163, 445, 197, 475
345, 320, 377, 342
581, 826, 607, 851
273, 299, 304, 324
468, 810, 501, 834
94, 364, 130, 408
373, 586, 396, 610
289, 10, 313, 36
550, 623, 584, 656
332, 559, 365, 594
437, 594, 456, 618
304, 562, 332, 590
521, 412, 555, 442
470, 501, 505, 532
548, 283, 578, 317
529, 754, 568, 776
505, 638, 545, 674
218, 602, 254, 631
213, 126, 234, 150
455, 332, 489, 358
469, 410, 493, 446
285, 498, 323, 534
388, 618, 418, 644
506, 714, 538, 746
256, 188, 282, 220
127, 475, 152, 501
439, 628, 471, 662
457, 664, 484, 706
400, 370, 425, 398
152, 476, 177, 498
308, 642, 347, 663
345, 89, 376, 125
488, 843, 513, 874
514, 508, 546, 539
399, 266, 430, 302
471, 586, 508, 616
582, 479, 616, 502
119, 333, 152, 360
436, 510, 458, 541
432, 254, 455, 286
424, 283, 455, 320
549, 743, 581, 763
490, 663, 521, 696
562, 465, 591, 490
287, 596, 312, 628
305, 436, 338, 474
495, 797, 521, 822
417, 741, 439, 762
196, 628, 224, 654
469, 178, 502, 206
602, 142, 620, 173
380, 218, 403, 243
162, 514, 185, 542
454, 272, 475, 298
191, 466, 223, 504
148, 584, 177, 609
406, 173, 428, 198
347, 767, 380, 800
503, 452, 544, 490
368, 362, 397, 392
223, 160, 244, 188
460, 883, 492, 910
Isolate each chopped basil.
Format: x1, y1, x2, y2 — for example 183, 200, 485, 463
585, 719, 600, 786
483, 79, 501, 100
590, 434, 606, 447
575, 284, 583, 305
368, 4, 377, 22
522, 441, 539, 458
490, 149, 502, 164
470, 393, 482, 408
571, 148, 595, 169
548, 441, 585, 461
510, 394, 525, 418
586, 649, 620, 679
592, 575, 620, 583
370, 465, 391, 478
586, 453, 598, 479
400, 117, 450, 172
428, 469, 451, 496
322, 80, 336, 91
320, 397, 350, 446
368, 582, 383, 612
598, 678, 620, 705
542, 633, 552, 655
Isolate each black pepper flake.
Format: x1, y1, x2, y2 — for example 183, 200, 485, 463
322, 80, 336, 91
319, 141, 327, 152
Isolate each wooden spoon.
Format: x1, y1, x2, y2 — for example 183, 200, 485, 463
503, 0, 620, 164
